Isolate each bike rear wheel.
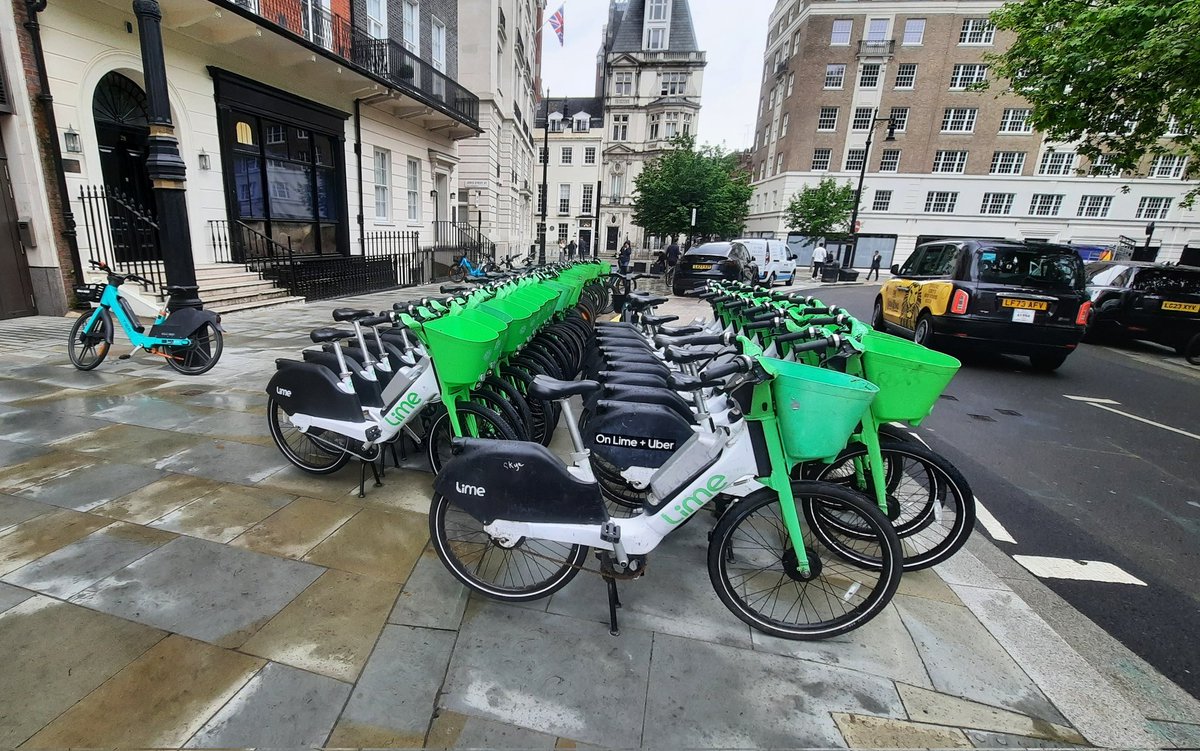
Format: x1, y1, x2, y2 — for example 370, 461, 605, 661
708, 482, 902, 640
67, 309, 112, 371
1186, 331, 1200, 365
266, 397, 352, 474
426, 401, 519, 474
163, 322, 223, 375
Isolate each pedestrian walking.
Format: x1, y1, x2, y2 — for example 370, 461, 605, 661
566, 239, 577, 259
557, 239, 566, 260
812, 243, 828, 279
618, 241, 632, 275
868, 250, 882, 281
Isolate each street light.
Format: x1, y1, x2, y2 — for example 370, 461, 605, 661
845, 116, 897, 271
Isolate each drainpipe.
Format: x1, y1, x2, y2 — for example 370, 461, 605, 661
23, 0, 85, 294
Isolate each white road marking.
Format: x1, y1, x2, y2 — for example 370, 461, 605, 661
1063, 394, 1121, 404
974, 497, 1017, 544
1087, 403, 1200, 442
1013, 555, 1147, 586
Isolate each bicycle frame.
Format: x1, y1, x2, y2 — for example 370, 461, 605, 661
85, 285, 191, 349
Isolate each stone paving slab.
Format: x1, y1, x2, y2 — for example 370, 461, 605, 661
426, 710, 560, 749
0, 441, 51, 477
834, 712, 971, 748
91, 474, 227, 524
0, 493, 51, 531
230, 496, 358, 559
153, 437, 292, 485
0, 508, 112, 576
184, 661, 351, 748
302, 507, 427, 583
897, 682, 1085, 744
70, 536, 324, 648
0, 409, 109, 444
0, 581, 31, 614
388, 547, 470, 630
149, 484, 294, 543
8, 456, 166, 512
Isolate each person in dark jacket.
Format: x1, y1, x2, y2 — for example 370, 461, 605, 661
868, 250, 883, 281
618, 241, 632, 274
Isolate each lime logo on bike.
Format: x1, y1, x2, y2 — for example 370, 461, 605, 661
661, 474, 727, 526
384, 392, 423, 426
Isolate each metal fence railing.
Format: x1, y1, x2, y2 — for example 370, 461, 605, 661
77, 185, 166, 292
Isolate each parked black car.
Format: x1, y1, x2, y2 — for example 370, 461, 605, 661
672, 241, 759, 295
1084, 261, 1200, 354
874, 239, 1090, 371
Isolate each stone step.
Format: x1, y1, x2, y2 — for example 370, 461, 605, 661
201, 286, 294, 305
211, 295, 307, 315
197, 280, 279, 295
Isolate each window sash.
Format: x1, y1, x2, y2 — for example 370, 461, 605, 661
406, 158, 421, 221
831, 19, 852, 45
1038, 151, 1076, 175
990, 151, 1026, 175
941, 108, 977, 132
824, 64, 845, 89
872, 190, 892, 211
959, 18, 994, 44
584, 147, 596, 165
812, 149, 832, 171
852, 107, 875, 130
979, 193, 1014, 215
950, 64, 987, 89
902, 19, 925, 44
581, 184, 594, 214
924, 191, 958, 213
374, 150, 390, 220
648, 0, 667, 21
403, 1, 419, 53
1136, 197, 1171, 219
895, 63, 917, 89
558, 184, 571, 214
817, 107, 838, 131
859, 64, 881, 88
932, 150, 968, 173
1151, 154, 1186, 178
845, 148, 866, 172
1029, 194, 1064, 216
889, 107, 909, 132
1077, 195, 1112, 217
432, 20, 446, 71
879, 149, 900, 172
999, 108, 1033, 133
366, 0, 387, 37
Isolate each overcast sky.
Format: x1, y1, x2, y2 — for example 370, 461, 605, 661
539, 0, 775, 152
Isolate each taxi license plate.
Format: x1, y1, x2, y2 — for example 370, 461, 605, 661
692, 264, 713, 271
1162, 300, 1200, 313
1001, 299, 1048, 311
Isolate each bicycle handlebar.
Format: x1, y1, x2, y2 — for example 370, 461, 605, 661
743, 317, 779, 331
653, 331, 733, 349
698, 355, 753, 383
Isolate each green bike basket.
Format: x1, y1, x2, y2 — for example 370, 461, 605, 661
479, 299, 531, 355
761, 357, 878, 463
860, 331, 960, 426
422, 314, 503, 387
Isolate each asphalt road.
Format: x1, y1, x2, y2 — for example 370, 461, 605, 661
811, 283, 1200, 699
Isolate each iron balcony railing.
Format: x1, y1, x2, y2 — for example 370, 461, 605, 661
857, 39, 896, 56
220, 0, 479, 128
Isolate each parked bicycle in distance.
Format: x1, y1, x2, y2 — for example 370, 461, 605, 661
68, 259, 224, 375
449, 252, 499, 282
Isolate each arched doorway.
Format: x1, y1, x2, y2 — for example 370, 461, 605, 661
93, 71, 154, 213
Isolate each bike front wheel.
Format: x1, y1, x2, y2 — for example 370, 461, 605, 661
426, 401, 519, 474
429, 492, 588, 601
67, 309, 112, 371
1186, 331, 1200, 365
163, 322, 223, 375
708, 482, 902, 640
449, 266, 467, 283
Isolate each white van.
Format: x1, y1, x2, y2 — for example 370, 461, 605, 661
736, 238, 798, 286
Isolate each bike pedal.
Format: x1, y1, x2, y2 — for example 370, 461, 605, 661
118, 354, 132, 360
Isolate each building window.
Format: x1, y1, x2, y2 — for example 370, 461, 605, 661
903, 18, 925, 45
432, 18, 446, 73
648, 0, 668, 21
1136, 196, 1172, 219
1077, 195, 1112, 217
647, 27, 665, 49
894, 63, 917, 89
781, 113, 789, 137
830, 19, 852, 45
817, 106, 839, 131
661, 112, 678, 138
980, 192, 1014, 215
959, 18, 995, 45
846, 148, 866, 172
950, 64, 988, 89
775, 154, 785, 174
683, 113, 693, 135
812, 148, 832, 171
858, 64, 881, 89
872, 189, 892, 211
548, 115, 564, 133
932, 150, 969, 173
924, 191, 958, 213
539, 146, 548, 164
558, 224, 569, 244
1038, 150, 1076, 176
879, 149, 901, 172
373, 148, 391, 222
941, 108, 978, 133
584, 147, 597, 165
990, 151, 1026, 175
558, 184, 571, 214
661, 72, 688, 96
1091, 154, 1117, 175
825, 64, 845, 89
866, 18, 888, 41
999, 108, 1033, 134
1029, 194, 1064, 216
573, 115, 589, 133
1151, 154, 1187, 178
889, 107, 909, 132
787, 72, 795, 96
582, 184, 594, 214
612, 114, 629, 141
537, 184, 546, 214
406, 157, 421, 221
561, 147, 573, 165
852, 107, 875, 131
403, 0, 419, 54
366, 0, 387, 38
614, 71, 633, 96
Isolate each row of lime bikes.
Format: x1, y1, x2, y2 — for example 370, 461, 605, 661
266, 262, 976, 641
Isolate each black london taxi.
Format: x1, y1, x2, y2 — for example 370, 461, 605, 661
1084, 261, 1200, 354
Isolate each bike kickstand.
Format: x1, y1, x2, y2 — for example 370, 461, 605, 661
604, 576, 621, 636
370, 458, 383, 488
357, 461, 367, 498
390, 441, 401, 468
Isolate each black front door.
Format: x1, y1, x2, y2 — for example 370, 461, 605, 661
607, 226, 619, 252
0, 133, 36, 319
93, 72, 153, 212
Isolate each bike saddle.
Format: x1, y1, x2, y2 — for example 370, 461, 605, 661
664, 345, 725, 365
332, 308, 373, 322
666, 372, 703, 391
641, 313, 679, 327
659, 324, 705, 336
440, 285, 470, 294
528, 375, 602, 401
310, 327, 356, 343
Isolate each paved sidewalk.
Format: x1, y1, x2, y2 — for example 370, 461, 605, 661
0, 282, 1196, 748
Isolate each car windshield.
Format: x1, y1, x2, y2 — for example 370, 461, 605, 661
974, 248, 1084, 290
1132, 268, 1200, 295
688, 244, 730, 257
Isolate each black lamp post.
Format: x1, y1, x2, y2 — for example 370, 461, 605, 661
133, 0, 203, 310
846, 115, 897, 270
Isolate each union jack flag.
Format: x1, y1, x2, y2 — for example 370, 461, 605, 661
549, 5, 565, 46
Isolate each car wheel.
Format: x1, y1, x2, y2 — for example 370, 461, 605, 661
913, 314, 935, 347
1081, 309, 1106, 344
1029, 351, 1069, 371
872, 299, 887, 332
767, 273, 776, 288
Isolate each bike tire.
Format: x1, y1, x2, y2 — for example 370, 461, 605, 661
483, 374, 535, 439
471, 387, 529, 441
1187, 331, 1200, 366
426, 401, 519, 474
449, 266, 466, 283
501, 365, 555, 447
429, 492, 589, 601
266, 397, 353, 474
164, 322, 224, 375
67, 309, 113, 371
708, 482, 903, 640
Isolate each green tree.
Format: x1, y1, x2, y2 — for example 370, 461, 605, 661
631, 135, 753, 240
783, 178, 857, 237
988, 0, 1200, 195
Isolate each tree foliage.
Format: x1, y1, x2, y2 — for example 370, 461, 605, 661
784, 178, 857, 237
631, 136, 753, 240
988, 0, 1200, 197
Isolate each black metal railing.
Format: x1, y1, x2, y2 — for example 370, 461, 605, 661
208, 219, 429, 301
77, 185, 165, 292
857, 39, 896, 56
219, 0, 479, 128
432, 221, 494, 267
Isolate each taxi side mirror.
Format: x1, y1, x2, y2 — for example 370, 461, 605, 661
890, 264, 901, 275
